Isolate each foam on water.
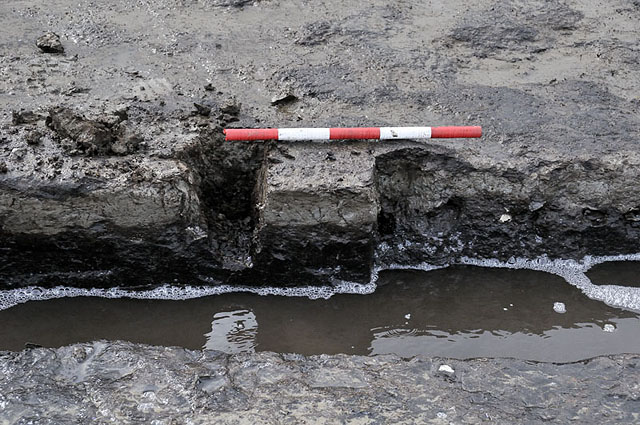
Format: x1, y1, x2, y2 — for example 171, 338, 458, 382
0, 280, 378, 311
1, 253, 640, 312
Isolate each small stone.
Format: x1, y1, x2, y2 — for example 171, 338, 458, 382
404, 313, 411, 320
12, 110, 42, 125
193, 103, 211, 116
9, 147, 26, 161
438, 364, 455, 374
271, 92, 298, 106
204, 83, 215, 91
499, 214, 512, 223
529, 201, 545, 212
603, 324, 616, 332
0, 162, 7, 173
36, 32, 65, 54
26, 131, 43, 145
553, 302, 566, 314
220, 98, 241, 115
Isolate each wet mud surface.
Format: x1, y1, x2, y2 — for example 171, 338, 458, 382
2, 341, 639, 424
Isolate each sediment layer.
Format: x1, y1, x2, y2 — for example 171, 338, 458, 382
2, 0, 639, 288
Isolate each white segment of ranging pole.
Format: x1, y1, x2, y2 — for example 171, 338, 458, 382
278, 128, 331, 140
379, 127, 431, 139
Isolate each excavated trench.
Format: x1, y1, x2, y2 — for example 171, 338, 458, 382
178, 128, 265, 274
173, 138, 640, 293
3, 0, 640, 421
2, 128, 640, 295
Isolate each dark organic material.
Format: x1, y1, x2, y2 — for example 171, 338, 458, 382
2, 0, 640, 289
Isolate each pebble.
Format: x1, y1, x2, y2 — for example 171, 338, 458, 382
9, 147, 26, 161
553, 302, 566, 314
499, 214, 512, 223
36, 32, 64, 54
271, 92, 298, 106
438, 365, 455, 375
193, 103, 211, 116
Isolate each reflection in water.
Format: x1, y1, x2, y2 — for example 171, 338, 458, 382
586, 261, 640, 287
204, 309, 258, 353
1, 266, 640, 362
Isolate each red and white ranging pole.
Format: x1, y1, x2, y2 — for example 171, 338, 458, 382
224, 126, 482, 141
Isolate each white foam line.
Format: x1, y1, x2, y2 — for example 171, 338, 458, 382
374, 262, 447, 273
0, 280, 377, 311
1, 253, 640, 312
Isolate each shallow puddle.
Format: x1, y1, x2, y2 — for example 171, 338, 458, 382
1, 265, 639, 362
586, 261, 640, 287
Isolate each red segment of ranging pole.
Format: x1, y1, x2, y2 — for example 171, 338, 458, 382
224, 126, 482, 141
